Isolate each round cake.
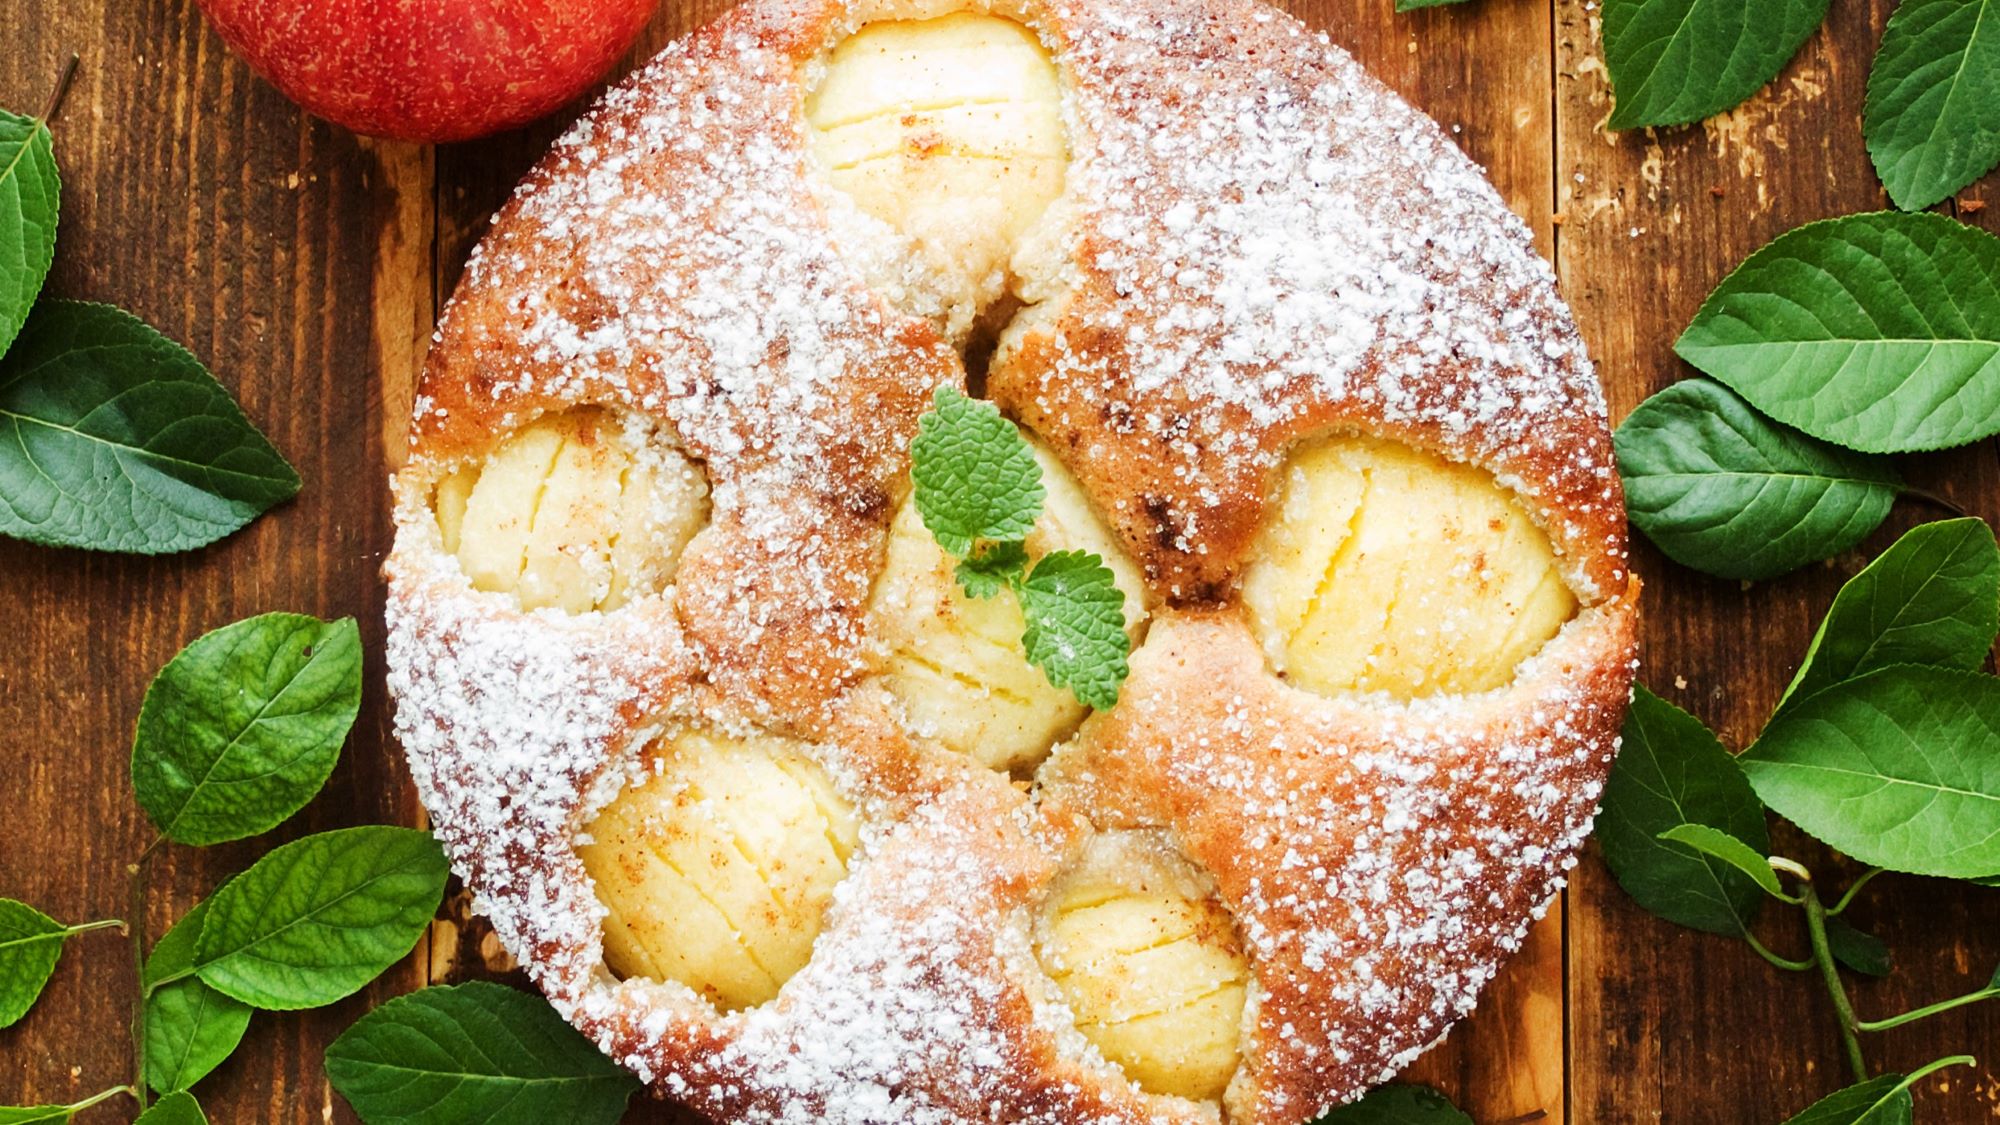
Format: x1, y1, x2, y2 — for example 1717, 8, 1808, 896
383, 0, 1640, 1120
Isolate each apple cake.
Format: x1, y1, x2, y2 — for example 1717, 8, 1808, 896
384, 0, 1639, 1120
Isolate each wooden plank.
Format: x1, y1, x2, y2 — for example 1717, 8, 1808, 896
1554, 1, 2000, 1120
0, 2, 426, 1120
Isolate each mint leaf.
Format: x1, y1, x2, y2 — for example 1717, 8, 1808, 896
1599, 686, 1772, 936
132, 613, 363, 846
1826, 916, 1891, 978
1019, 550, 1129, 711
1779, 1074, 1912, 1125
1603, 0, 1830, 129
1744, 666, 2000, 879
188, 826, 447, 1010
0, 899, 68, 1028
1657, 824, 1786, 898
1310, 1083, 1471, 1123
1865, 0, 2000, 211
1615, 379, 1900, 580
326, 981, 638, 1125
0, 300, 301, 553
133, 1092, 206, 1125
1776, 519, 2000, 717
955, 540, 1028, 599
910, 386, 1044, 558
1676, 213, 2000, 454
0, 110, 58, 360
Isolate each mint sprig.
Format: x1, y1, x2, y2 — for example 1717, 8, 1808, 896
909, 387, 1131, 710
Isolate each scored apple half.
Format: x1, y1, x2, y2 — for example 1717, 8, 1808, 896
1037, 832, 1251, 1103
805, 11, 1068, 336
578, 730, 860, 1011
869, 434, 1147, 774
432, 407, 710, 614
1242, 435, 1577, 698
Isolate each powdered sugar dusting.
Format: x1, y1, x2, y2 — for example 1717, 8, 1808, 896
385, 0, 1638, 1120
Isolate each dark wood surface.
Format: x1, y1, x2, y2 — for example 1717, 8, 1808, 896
0, 1, 1994, 1121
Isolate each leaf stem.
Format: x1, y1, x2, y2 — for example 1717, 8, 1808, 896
128, 844, 155, 1111
1896, 1054, 1977, 1091
1901, 486, 1970, 518
1743, 931, 1814, 972
1829, 868, 1885, 917
1857, 985, 2000, 1033
1802, 885, 1869, 1084
66, 918, 125, 936
63, 1086, 137, 1114
39, 53, 79, 125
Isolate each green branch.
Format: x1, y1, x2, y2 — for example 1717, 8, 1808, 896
1802, 886, 1869, 1084
1858, 986, 2000, 1033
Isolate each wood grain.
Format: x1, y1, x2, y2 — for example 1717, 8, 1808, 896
1, 0, 1995, 1122
1554, 0, 2000, 1120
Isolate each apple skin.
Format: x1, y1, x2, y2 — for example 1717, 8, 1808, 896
193, 0, 660, 143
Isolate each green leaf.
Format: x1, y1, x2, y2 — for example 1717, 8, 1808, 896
0, 1107, 76, 1124
144, 902, 253, 1094
1018, 549, 1130, 711
1776, 518, 2000, 717
1598, 686, 1772, 936
955, 539, 1028, 599
1743, 666, 2000, 878
1614, 379, 1900, 580
1864, 0, 2000, 212
1310, 1084, 1472, 1123
131, 613, 363, 846
325, 981, 640, 1125
1976, 873, 2000, 887
0, 300, 301, 553
1675, 213, 2000, 454
1395, 0, 1472, 10
1657, 824, 1786, 898
146, 978, 250, 1093
909, 386, 1044, 558
133, 1092, 207, 1125
144, 898, 211, 989
188, 826, 447, 1010
1826, 915, 1892, 978
1779, 1074, 1912, 1125
0, 899, 68, 1028
1602, 0, 1830, 129
0, 110, 58, 360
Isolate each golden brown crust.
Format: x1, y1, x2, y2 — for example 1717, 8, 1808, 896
384, 0, 1639, 1119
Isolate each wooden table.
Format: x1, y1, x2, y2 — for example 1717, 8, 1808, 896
3, 1, 1996, 1121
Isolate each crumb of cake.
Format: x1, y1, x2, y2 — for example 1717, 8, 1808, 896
577, 730, 859, 1011
434, 408, 709, 613
868, 433, 1146, 773
1241, 436, 1576, 698
1037, 832, 1249, 1103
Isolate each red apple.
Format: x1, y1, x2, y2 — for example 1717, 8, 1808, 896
192, 0, 660, 143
